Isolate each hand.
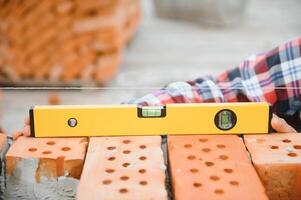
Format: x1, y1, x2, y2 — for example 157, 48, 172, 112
12, 116, 31, 140
271, 114, 297, 133
12, 113, 297, 140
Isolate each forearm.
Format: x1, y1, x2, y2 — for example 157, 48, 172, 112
128, 37, 301, 117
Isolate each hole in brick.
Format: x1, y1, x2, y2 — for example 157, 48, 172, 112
202, 148, 211, 153
190, 168, 199, 173
139, 156, 147, 161
224, 168, 233, 173
42, 151, 52, 154
139, 181, 148, 185
46, 141, 55, 145
123, 150, 131, 154
193, 182, 202, 188
122, 163, 130, 168
184, 144, 192, 148
288, 152, 297, 157
119, 188, 128, 194
282, 139, 291, 143
229, 181, 239, 186
28, 147, 37, 152
205, 161, 214, 167
219, 155, 229, 160
61, 147, 71, 151
107, 146, 116, 150
105, 169, 115, 173
108, 156, 116, 161
120, 176, 129, 181
294, 145, 301, 150
102, 179, 112, 185
214, 189, 224, 194
139, 145, 146, 149
139, 169, 146, 174
199, 138, 208, 143
270, 145, 279, 149
87, 9, 98, 17
210, 176, 220, 181
187, 155, 196, 160
216, 144, 226, 149
123, 140, 131, 144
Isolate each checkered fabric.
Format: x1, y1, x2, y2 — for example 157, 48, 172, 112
127, 37, 301, 130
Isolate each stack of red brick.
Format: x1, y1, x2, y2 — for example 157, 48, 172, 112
1, 133, 301, 199
0, 0, 140, 85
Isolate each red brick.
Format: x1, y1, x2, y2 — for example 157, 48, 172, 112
48, 92, 61, 105
0, 133, 7, 152
122, 7, 141, 45
93, 51, 121, 84
5, 136, 88, 199
72, 14, 123, 34
245, 133, 301, 200
168, 135, 268, 200
77, 136, 167, 200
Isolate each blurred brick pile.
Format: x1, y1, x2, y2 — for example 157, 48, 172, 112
0, 0, 140, 86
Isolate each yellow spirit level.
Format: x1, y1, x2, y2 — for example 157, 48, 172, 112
30, 102, 272, 137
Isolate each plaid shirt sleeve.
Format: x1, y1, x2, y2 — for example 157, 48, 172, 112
126, 37, 301, 128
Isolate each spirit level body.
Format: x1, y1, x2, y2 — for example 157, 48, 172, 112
30, 102, 272, 137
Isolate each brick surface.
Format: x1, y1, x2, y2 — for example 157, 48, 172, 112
245, 133, 301, 200
77, 136, 167, 200
168, 135, 268, 200
5, 136, 88, 199
0, 133, 7, 153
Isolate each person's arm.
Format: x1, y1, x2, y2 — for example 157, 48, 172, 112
126, 37, 301, 132
132, 38, 301, 106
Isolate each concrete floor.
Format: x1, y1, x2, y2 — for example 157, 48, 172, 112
1, 0, 301, 134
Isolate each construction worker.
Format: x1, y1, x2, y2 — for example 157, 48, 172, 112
13, 37, 300, 139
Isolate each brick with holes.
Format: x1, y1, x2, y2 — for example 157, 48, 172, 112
5, 136, 88, 199
168, 135, 268, 200
77, 136, 167, 200
245, 133, 301, 200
